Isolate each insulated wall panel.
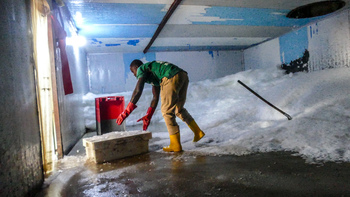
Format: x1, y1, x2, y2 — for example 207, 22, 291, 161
87, 50, 243, 93
308, 10, 350, 71
244, 9, 350, 72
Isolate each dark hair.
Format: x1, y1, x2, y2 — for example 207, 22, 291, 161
130, 59, 143, 68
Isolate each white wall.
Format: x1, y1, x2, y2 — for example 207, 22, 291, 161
156, 51, 243, 82
87, 53, 125, 94
244, 9, 350, 71
87, 50, 243, 93
244, 38, 281, 70
308, 10, 350, 71
59, 45, 88, 153
55, 8, 90, 154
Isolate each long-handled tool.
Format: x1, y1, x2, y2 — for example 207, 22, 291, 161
237, 80, 292, 120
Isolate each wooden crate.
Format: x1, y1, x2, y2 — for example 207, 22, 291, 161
83, 131, 152, 163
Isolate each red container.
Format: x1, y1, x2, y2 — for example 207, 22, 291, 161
95, 96, 125, 135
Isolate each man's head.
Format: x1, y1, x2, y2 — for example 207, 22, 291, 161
130, 59, 143, 77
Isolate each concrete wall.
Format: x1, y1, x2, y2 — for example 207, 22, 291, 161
0, 0, 44, 196
87, 50, 243, 93
244, 9, 350, 71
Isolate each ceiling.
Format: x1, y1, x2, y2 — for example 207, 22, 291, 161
63, 0, 350, 54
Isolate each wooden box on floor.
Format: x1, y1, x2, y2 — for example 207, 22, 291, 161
83, 131, 152, 163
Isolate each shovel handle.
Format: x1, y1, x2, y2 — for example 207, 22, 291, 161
238, 80, 292, 121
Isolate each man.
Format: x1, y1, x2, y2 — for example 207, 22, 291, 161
116, 59, 205, 152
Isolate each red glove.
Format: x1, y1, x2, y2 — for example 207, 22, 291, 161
137, 107, 155, 130
116, 102, 137, 125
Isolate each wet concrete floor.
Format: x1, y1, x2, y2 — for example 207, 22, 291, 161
37, 150, 350, 197
35, 122, 350, 197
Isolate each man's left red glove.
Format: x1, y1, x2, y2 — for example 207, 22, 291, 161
116, 102, 137, 125
137, 107, 155, 130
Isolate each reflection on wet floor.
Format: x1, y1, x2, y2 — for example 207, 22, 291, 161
35, 122, 350, 196
37, 149, 350, 197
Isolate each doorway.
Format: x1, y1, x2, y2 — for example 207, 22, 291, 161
31, 0, 63, 174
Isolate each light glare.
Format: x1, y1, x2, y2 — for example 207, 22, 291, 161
66, 35, 86, 47
75, 11, 83, 25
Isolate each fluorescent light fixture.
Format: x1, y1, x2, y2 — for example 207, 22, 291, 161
66, 35, 86, 47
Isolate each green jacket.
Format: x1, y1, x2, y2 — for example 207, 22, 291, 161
136, 61, 184, 86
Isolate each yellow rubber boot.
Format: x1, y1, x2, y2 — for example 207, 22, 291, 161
188, 120, 205, 142
163, 132, 182, 152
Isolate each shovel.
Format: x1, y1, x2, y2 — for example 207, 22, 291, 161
238, 80, 292, 120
